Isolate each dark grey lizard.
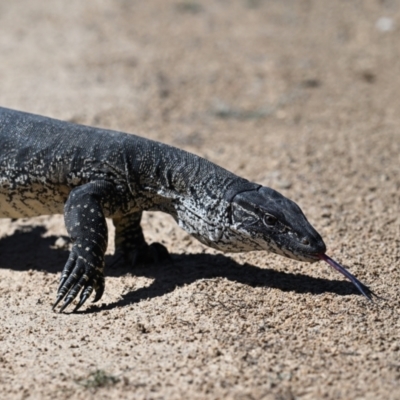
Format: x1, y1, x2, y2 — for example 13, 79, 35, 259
0, 107, 376, 312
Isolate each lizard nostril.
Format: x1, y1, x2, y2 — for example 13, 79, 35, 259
302, 238, 310, 246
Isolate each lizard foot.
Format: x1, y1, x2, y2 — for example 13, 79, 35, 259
52, 245, 105, 313
124, 242, 171, 267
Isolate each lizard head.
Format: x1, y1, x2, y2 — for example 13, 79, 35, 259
228, 186, 326, 262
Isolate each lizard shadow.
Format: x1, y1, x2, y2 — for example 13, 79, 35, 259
0, 226, 365, 312
0, 226, 68, 274
90, 252, 365, 313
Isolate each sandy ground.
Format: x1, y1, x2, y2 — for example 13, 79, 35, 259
0, 1, 399, 399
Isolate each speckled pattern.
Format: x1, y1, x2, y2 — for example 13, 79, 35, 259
1, 1, 399, 399
0, 107, 324, 311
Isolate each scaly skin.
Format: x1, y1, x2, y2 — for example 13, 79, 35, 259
1, 107, 372, 312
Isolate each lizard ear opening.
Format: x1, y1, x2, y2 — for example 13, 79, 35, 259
230, 201, 259, 228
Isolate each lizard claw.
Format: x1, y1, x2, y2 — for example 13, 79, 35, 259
52, 294, 63, 311
59, 294, 76, 313
72, 275, 104, 312
53, 247, 105, 313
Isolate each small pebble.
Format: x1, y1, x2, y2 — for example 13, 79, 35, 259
376, 17, 394, 32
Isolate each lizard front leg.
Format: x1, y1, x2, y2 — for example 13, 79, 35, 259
53, 181, 115, 312
113, 212, 170, 267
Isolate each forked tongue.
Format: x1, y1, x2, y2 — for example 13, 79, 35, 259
319, 254, 376, 301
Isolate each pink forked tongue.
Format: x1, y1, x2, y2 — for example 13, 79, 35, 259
319, 254, 376, 301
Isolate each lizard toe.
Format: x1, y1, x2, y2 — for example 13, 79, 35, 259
54, 246, 105, 312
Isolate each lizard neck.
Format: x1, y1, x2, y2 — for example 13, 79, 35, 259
123, 135, 259, 249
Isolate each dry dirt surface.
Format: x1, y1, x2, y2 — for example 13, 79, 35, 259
0, 1, 399, 399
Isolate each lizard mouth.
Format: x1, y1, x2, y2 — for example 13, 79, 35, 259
307, 252, 324, 261
293, 249, 325, 262
284, 250, 322, 263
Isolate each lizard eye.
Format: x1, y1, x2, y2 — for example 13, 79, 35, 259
263, 214, 277, 227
